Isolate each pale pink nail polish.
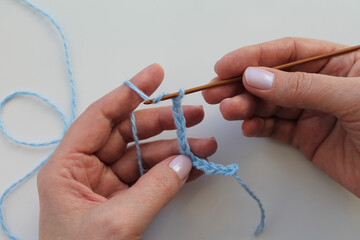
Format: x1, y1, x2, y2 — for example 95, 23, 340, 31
244, 67, 274, 89
169, 155, 192, 180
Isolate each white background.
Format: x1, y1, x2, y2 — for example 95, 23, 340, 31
1, 0, 360, 239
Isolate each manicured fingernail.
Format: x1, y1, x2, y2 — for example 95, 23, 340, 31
169, 155, 192, 180
244, 67, 274, 89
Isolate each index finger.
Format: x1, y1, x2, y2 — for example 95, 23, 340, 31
58, 63, 164, 154
203, 38, 346, 104
215, 37, 346, 79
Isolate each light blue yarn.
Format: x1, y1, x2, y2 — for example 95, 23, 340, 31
130, 112, 144, 175
123, 82, 266, 235
124, 80, 168, 104
0, 92, 68, 146
0, 0, 76, 239
125, 80, 168, 175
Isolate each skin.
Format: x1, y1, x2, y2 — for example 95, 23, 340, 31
37, 64, 217, 240
38, 38, 360, 239
203, 37, 360, 197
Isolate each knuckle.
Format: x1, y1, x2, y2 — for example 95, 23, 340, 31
37, 166, 45, 181
37, 164, 50, 191
280, 36, 295, 44
152, 174, 177, 197
36, 167, 45, 189
101, 218, 123, 237
99, 213, 140, 238
75, 213, 142, 239
287, 71, 312, 103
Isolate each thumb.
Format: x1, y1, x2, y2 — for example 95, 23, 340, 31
123, 155, 192, 231
243, 67, 359, 117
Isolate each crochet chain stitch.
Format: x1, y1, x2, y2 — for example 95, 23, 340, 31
124, 80, 265, 235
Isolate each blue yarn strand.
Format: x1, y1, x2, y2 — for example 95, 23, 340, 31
19, 0, 76, 122
124, 80, 167, 104
123, 82, 266, 235
124, 80, 151, 101
0, 1, 76, 239
124, 80, 168, 175
0, 91, 68, 147
130, 112, 144, 176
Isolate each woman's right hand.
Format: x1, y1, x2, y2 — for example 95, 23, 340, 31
203, 38, 360, 197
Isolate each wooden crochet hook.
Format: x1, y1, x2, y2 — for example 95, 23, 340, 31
144, 45, 360, 104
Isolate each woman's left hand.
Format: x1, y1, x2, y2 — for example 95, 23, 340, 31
37, 64, 217, 240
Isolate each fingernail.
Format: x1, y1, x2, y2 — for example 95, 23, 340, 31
169, 155, 192, 180
244, 67, 274, 89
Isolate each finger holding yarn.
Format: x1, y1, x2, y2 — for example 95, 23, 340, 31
124, 81, 266, 235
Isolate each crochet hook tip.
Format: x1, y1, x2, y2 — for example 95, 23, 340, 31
143, 77, 242, 104
144, 91, 183, 104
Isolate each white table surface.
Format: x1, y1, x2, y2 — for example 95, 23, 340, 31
1, 0, 360, 239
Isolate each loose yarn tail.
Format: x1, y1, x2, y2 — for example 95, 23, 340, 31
124, 81, 266, 235
233, 174, 265, 235
0, 1, 76, 239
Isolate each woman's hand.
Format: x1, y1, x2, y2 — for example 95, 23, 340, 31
37, 64, 217, 239
203, 38, 360, 197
